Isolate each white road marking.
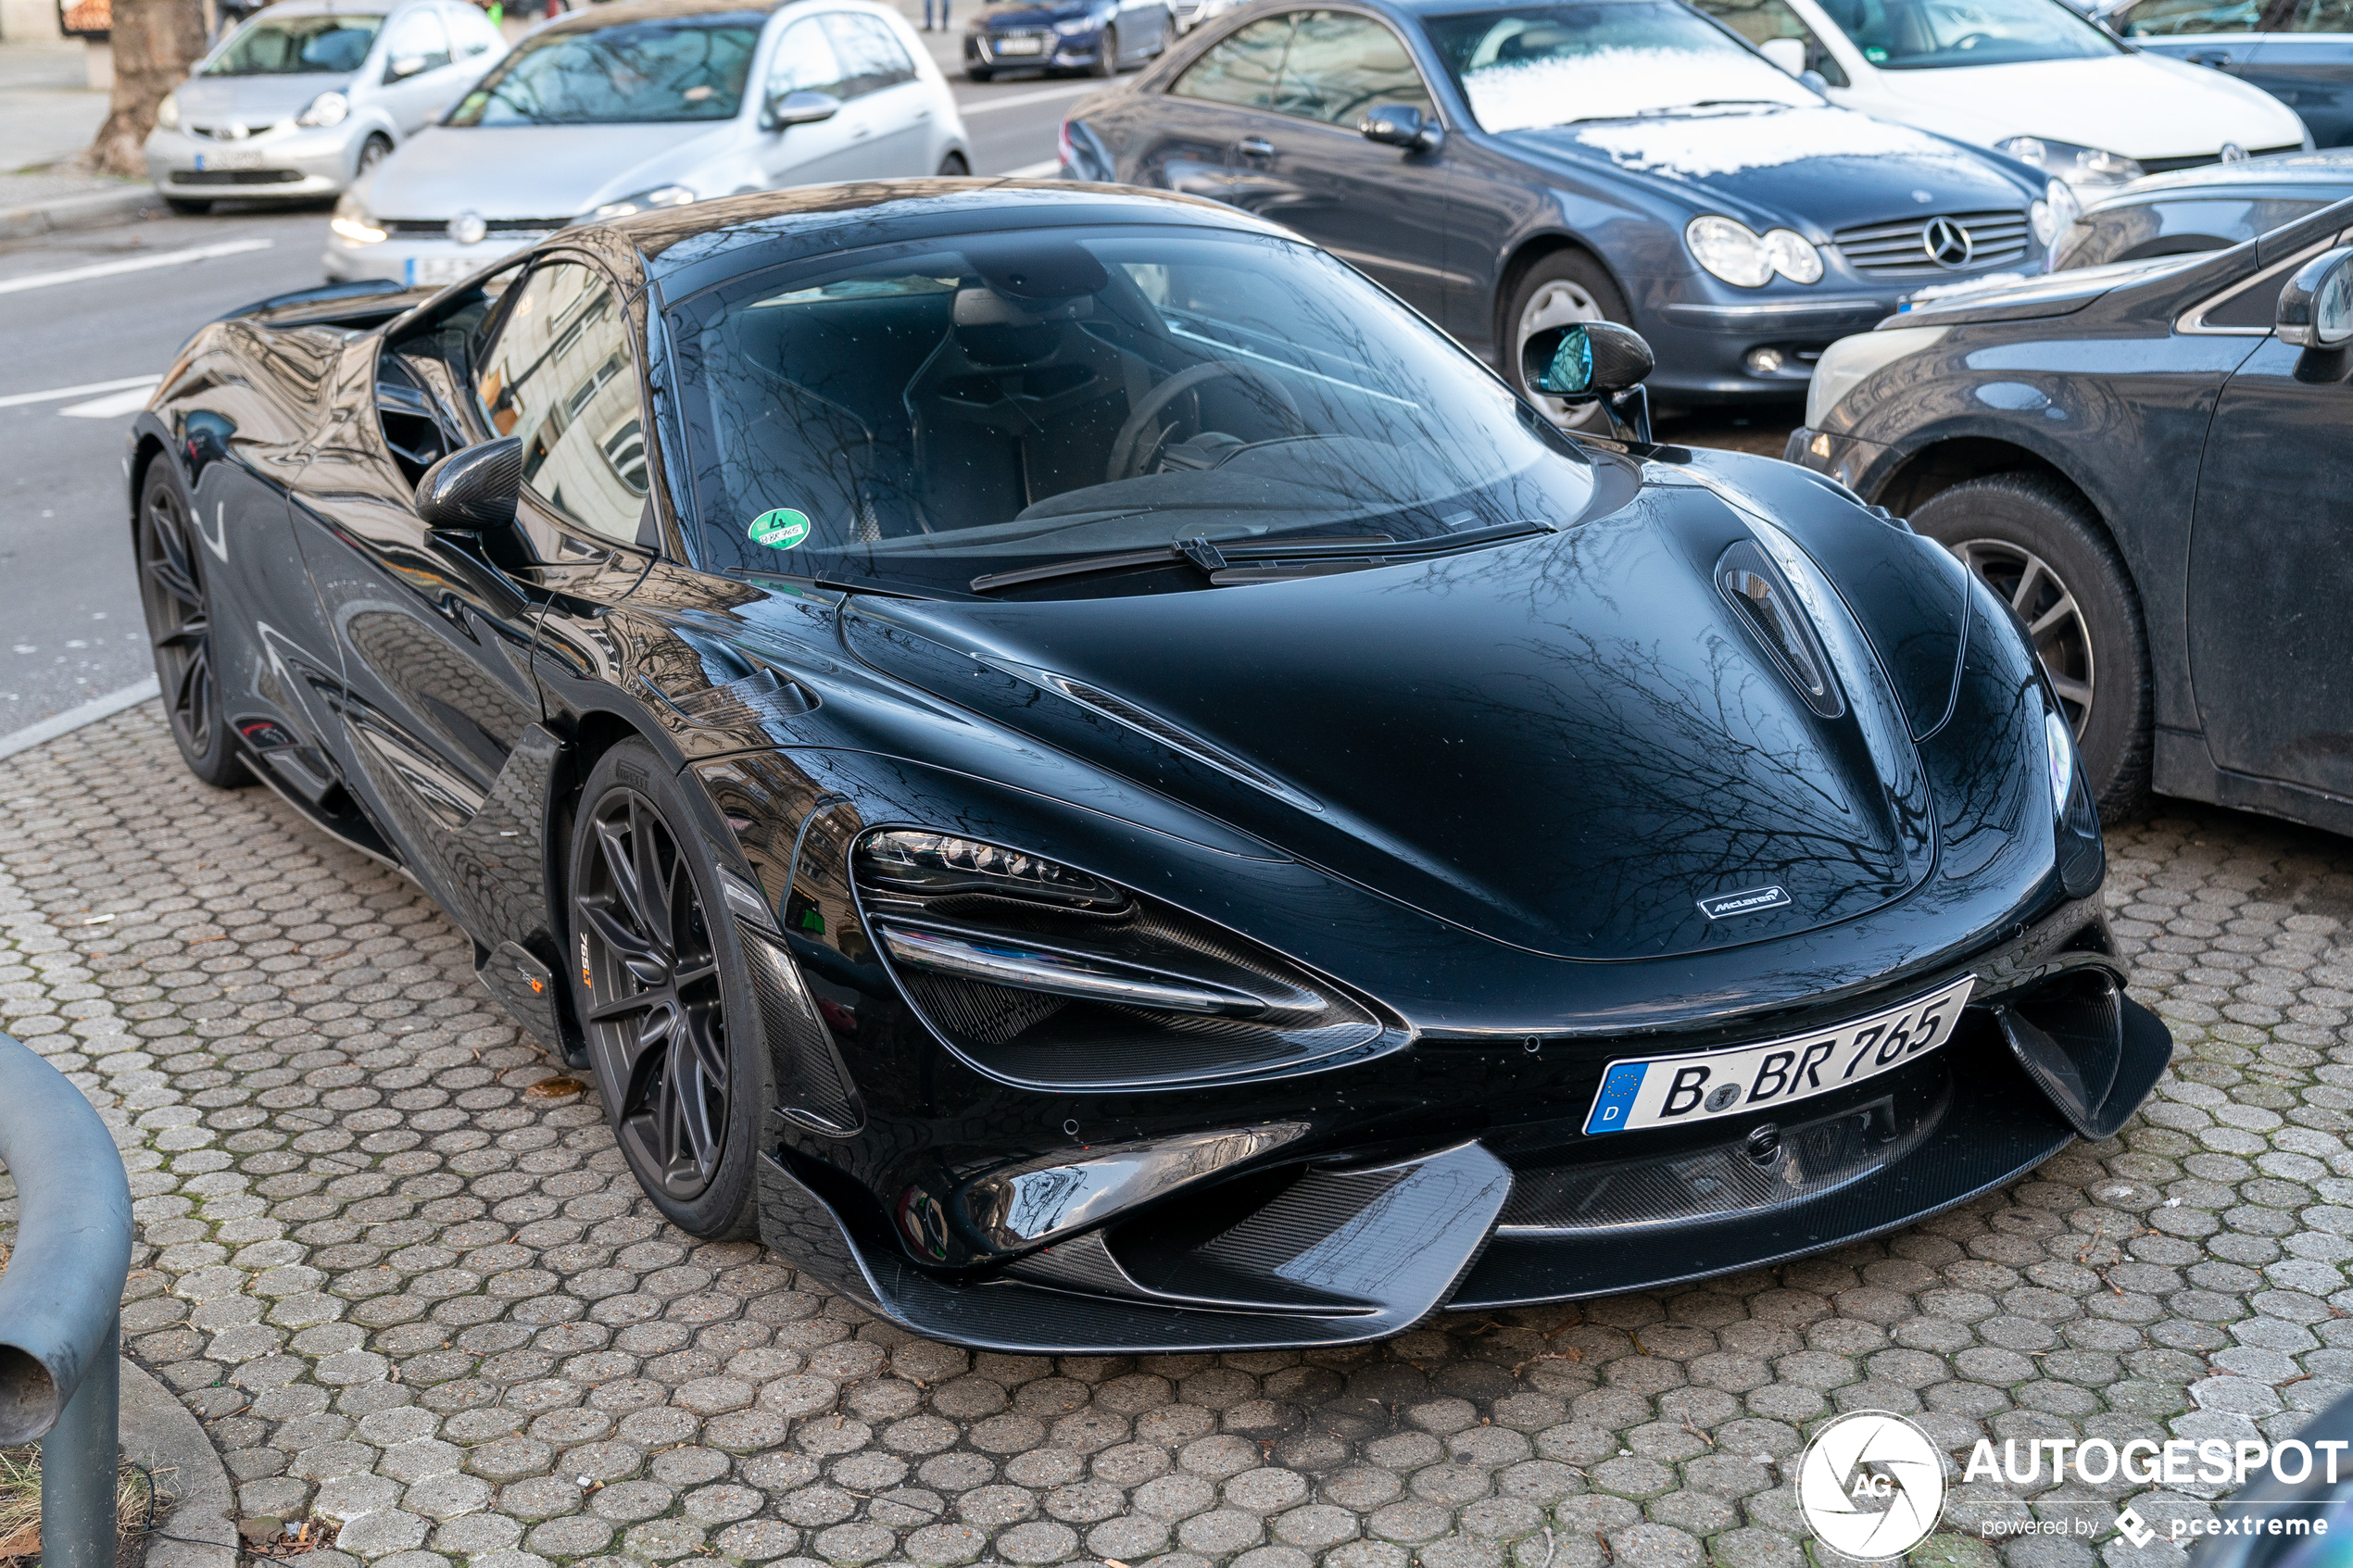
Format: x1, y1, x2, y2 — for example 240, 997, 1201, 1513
0, 374, 160, 410
0, 237, 272, 298
956, 82, 1098, 115
0, 676, 161, 762
60, 386, 160, 420
1000, 159, 1060, 177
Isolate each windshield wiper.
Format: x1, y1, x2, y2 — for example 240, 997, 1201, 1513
968, 521, 1552, 595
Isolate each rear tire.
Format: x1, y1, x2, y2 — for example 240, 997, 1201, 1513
1093, 23, 1119, 75
567, 740, 771, 1239
1908, 472, 2151, 822
162, 197, 212, 216
1502, 248, 1631, 433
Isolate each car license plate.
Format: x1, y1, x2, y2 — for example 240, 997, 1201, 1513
195, 147, 265, 170
994, 34, 1046, 52
1582, 975, 1975, 1135
405, 257, 473, 287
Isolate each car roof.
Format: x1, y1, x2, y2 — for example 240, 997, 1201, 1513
530, 0, 791, 33
2098, 149, 2353, 207
246, 0, 432, 16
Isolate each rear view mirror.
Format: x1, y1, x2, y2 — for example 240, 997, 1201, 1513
1358, 102, 1442, 153
1522, 321, 1657, 442
761, 89, 841, 132
1758, 37, 1806, 75
416, 437, 522, 531
2278, 244, 2353, 349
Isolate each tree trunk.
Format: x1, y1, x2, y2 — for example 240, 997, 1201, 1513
84, 0, 208, 180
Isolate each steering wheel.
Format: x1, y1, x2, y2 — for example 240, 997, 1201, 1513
1950, 30, 1992, 48
1106, 360, 1304, 483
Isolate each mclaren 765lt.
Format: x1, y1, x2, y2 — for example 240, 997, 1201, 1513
128, 180, 2167, 1351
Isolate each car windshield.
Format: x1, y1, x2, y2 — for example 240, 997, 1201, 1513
666, 227, 1602, 599
1817, 0, 2121, 68
1419, 3, 1817, 133
445, 19, 758, 125
203, 13, 384, 74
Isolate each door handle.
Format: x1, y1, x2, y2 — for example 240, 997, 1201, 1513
2186, 48, 2232, 65
1237, 136, 1274, 158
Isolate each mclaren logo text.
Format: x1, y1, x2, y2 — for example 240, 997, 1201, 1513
1698, 884, 1793, 921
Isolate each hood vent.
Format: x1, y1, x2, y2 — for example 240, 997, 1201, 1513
1718, 541, 1843, 720
1023, 668, 1321, 813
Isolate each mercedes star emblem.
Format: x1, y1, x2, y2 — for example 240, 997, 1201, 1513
449, 211, 488, 246
2221, 142, 2248, 163
1922, 216, 1974, 269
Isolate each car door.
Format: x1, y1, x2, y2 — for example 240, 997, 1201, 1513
2105, 0, 2283, 84
822, 11, 931, 175
2185, 241, 2353, 797
756, 14, 877, 186
374, 5, 458, 132
1135, 14, 1297, 202
2236, 0, 2353, 145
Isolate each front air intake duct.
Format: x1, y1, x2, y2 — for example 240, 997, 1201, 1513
1995, 968, 2160, 1140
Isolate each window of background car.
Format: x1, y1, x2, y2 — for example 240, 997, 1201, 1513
203, 13, 384, 74
1687, 0, 1851, 84
474, 261, 649, 546
1816, 0, 2121, 68
1420, 3, 1815, 133
1270, 12, 1436, 122
823, 12, 920, 95
447, 5, 501, 56
661, 228, 1600, 598
1170, 15, 1294, 108
381, 8, 451, 80
2053, 195, 2330, 267
768, 17, 851, 98
2107, 0, 2267, 33
447, 19, 760, 125
2286, 0, 2353, 31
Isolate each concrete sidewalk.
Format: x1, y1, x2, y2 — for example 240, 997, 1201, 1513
0, 40, 158, 240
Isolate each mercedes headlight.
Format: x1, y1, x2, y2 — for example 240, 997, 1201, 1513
156, 92, 180, 130
1997, 136, 2143, 189
2043, 707, 2077, 822
330, 190, 386, 244
296, 90, 349, 128
1687, 216, 1825, 287
589, 184, 696, 220
1806, 325, 1950, 429
853, 831, 1387, 1088
2029, 178, 2081, 248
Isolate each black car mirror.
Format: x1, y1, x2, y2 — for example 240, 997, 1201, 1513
761, 89, 841, 132
1523, 321, 1657, 443
1358, 103, 1442, 153
2278, 244, 2353, 350
415, 437, 522, 532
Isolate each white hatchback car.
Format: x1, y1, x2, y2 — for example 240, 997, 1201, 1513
1692, 0, 2309, 198
325, 0, 969, 286
145, 0, 504, 212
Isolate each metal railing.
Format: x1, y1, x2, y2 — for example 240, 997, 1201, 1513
0, 1030, 135, 1568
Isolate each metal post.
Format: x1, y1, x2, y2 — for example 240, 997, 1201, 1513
40, 1318, 120, 1568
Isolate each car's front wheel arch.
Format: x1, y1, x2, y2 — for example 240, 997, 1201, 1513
1491, 234, 1630, 365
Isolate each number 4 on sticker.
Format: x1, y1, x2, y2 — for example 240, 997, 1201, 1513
749, 508, 811, 550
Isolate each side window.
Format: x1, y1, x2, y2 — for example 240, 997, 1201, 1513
381, 7, 452, 78
2108, 0, 2266, 34
1170, 15, 1297, 109
474, 261, 648, 547
2286, 0, 2353, 31
829, 13, 919, 92
768, 16, 851, 99
1688, 0, 1850, 86
1273, 11, 1435, 123
447, 6, 499, 57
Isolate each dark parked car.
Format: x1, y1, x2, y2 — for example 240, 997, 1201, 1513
2106, 0, 2353, 149
132, 181, 2161, 1350
963, 0, 1176, 78
1792, 194, 2353, 840
2050, 145, 2353, 266
1056, 0, 2070, 420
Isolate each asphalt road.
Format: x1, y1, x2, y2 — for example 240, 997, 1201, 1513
0, 68, 1083, 731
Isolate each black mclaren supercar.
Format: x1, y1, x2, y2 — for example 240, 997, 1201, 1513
130, 181, 2167, 1352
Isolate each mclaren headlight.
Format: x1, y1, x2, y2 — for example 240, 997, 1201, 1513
2043, 707, 2078, 823
853, 831, 1388, 1089
1997, 136, 2143, 189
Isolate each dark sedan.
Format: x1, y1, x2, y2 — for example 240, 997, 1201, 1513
2051, 145, 2353, 267
1056, 0, 2067, 416
132, 181, 2158, 1350
1792, 194, 2353, 841
964, 0, 1176, 77
2106, 0, 2353, 149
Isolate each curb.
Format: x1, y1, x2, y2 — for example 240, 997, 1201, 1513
0, 184, 163, 242
120, 1355, 237, 1568
0, 678, 160, 762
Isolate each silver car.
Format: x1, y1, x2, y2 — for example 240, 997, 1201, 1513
324, 0, 971, 287
145, 0, 506, 212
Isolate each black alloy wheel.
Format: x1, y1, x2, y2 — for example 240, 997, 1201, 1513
136, 464, 245, 787
569, 741, 765, 1236
1093, 23, 1120, 75
1909, 472, 2152, 822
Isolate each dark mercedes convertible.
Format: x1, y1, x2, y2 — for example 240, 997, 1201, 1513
131, 181, 2166, 1350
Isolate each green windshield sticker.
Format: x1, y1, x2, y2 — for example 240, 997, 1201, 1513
749, 508, 812, 550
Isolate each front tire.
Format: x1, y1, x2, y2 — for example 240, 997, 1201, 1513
135, 463, 245, 788
568, 741, 771, 1238
356, 133, 393, 179
1092, 23, 1119, 75
965, 65, 996, 81
1909, 473, 2151, 822
937, 150, 970, 176
162, 196, 212, 216
1503, 249, 1630, 433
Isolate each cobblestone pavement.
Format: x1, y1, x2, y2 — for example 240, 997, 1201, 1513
9, 704, 2353, 1568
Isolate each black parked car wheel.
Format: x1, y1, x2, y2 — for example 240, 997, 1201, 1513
938, 150, 970, 176
163, 197, 212, 216
568, 741, 771, 1238
1910, 473, 2151, 821
1504, 250, 1629, 433
136, 464, 245, 788
965, 65, 995, 81
1093, 23, 1119, 75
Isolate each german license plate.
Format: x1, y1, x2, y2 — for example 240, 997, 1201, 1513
194, 148, 265, 170
994, 34, 1045, 53
1582, 975, 1975, 1135
406, 257, 472, 287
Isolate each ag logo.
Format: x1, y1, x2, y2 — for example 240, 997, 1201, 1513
1794, 1411, 1945, 1560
